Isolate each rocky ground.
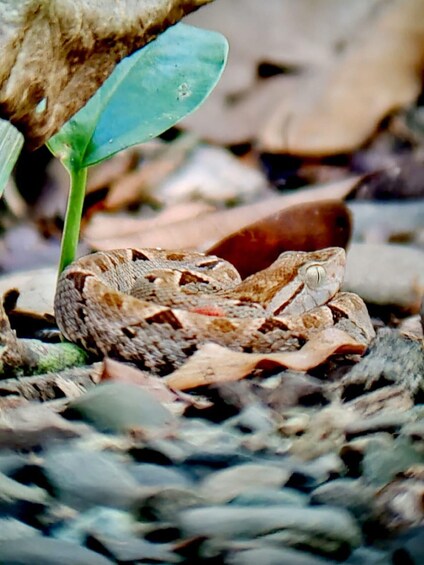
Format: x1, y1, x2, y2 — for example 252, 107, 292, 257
0, 326, 422, 564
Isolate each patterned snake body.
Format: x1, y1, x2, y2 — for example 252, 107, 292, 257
55, 247, 373, 375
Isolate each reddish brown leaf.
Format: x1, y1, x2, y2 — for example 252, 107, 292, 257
207, 200, 351, 278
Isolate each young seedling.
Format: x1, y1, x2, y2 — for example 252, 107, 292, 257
47, 23, 228, 273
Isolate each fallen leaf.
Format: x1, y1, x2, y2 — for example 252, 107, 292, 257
208, 199, 351, 278
184, 0, 382, 144
85, 202, 215, 247
98, 358, 211, 414
0, 267, 56, 320
260, 0, 424, 155
0, 0, 212, 148
85, 176, 359, 251
164, 328, 367, 391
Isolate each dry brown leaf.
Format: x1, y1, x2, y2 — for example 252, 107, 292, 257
85, 176, 359, 251
0, 0, 211, 148
98, 358, 211, 413
85, 202, 215, 247
260, 0, 424, 155
164, 328, 367, 391
184, 0, 383, 144
0, 267, 56, 320
207, 200, 351, 278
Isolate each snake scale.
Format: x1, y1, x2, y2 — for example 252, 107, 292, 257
54, 247, 375, 375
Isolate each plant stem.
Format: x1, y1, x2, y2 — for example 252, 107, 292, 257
58, 165, 87, 274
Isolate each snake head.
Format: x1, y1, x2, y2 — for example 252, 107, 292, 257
264, 247, 346, 316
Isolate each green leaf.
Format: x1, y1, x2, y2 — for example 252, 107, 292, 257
0, 119, 24, 197
48, 23, 228, 169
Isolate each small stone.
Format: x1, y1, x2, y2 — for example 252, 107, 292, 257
345, 546, 390, 564
228, 404, 276, 434
340, 329, 424, 401
178, 505, 362, 557
343, 243, 424, 310
362, 437, 424, 486
345, 411, 411, 440
67, 382, 175, 433
0, 470, 48, 513
310, 478, 375, 522
391, 526, 424, 565
89, 532, 181, 563
53, 507, 136, 545
0, 537, 114, 564
182, 449, 254, 481
199, 463, 290, 503
229, 487, 308, 507
140, 487, 207, 521
259, 371, 327, 410
227, 545, 334, 565
128, 463, 190, 488
285, 453, 344, 492
0, 517, 40, 542
43, 446, 142, 510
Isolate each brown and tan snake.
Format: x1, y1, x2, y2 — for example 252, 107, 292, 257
54, 247, 375, 375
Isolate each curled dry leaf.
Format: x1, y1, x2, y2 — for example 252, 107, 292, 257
208, 199, 351, 279
184, 0, 382, 144
0, 0, 212, 148
164, 328, 367, 391
260, 0, 424, 155
85, 176, 359, 251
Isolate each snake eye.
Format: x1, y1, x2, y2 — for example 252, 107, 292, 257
305, 264, 326, 288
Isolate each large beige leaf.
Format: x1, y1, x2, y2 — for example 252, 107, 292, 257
260, 0, 424, 155
0, 0, 212, 149
85, 177, 359, 250
184, 0, 384, 144
185, 0, 424, 152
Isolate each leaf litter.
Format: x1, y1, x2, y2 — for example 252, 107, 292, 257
0, 3, 423, 561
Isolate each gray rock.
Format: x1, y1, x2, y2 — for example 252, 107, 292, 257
90, 532, 182, 563
229, 487, 308, 507
227, 404, 276, 433
68, 382, 175, 433
0, 518, 40, 542
140, 486, 207, 521
0, 537, 114, 564
345, 546, 391, 564
362, 437, 424, 486
391, 526, 424, 565
0, 471, 48, 511
43, 446, 142, 510
349, 201, 424, 243
340, 329, 424, 399
310, 478, 375, 522
129, 462, 190, 488
343, 243, 424, 309
345, 411, 411, 440
199, 463, 290, 503
53, 507, 137, 545
0, 452, 28, 476
286, 453, 344, 492
178, 505, 362, 556
227, 545, 334, 565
